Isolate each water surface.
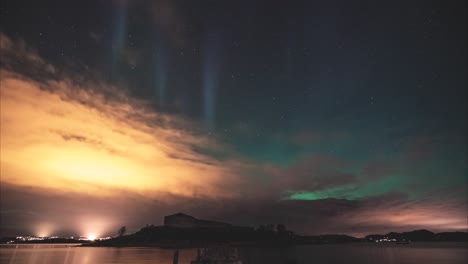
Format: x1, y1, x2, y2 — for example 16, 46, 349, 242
1, 243, 466, 264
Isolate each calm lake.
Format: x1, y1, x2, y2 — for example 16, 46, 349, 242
1, 243, 467, 264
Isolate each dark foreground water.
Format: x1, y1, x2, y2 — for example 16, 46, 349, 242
1, 243, 467, 264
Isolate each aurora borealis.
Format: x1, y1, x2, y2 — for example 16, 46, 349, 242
0, 0, 466, 238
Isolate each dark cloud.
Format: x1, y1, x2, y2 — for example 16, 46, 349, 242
260, 154, 357, 195
0, 33, 56, 83
60, 133, 88, 142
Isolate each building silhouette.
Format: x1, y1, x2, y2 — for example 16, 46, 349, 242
164, 213, 232, 228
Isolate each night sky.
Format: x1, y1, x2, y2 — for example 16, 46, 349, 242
1, 0, 466, 238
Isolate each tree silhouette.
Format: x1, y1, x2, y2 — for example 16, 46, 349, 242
276, 224, 287, 234
266, 224, 275, 232
118, 226, 126, 237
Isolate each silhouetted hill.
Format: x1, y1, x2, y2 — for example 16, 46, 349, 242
403, 229, 435, 241
385, 229, 434, 241
88, 225, 290, 248
433, 232, 468, 242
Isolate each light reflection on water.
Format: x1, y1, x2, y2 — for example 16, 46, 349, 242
0, 243, 467, 264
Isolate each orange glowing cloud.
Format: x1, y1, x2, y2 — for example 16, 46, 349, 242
0, 72, 239, 198
0, 71, 243, 198
0, 32, 243, 200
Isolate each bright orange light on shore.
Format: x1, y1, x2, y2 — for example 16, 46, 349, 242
87, 234, 97, 241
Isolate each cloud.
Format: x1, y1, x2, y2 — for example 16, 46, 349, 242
338, 192, 468, 236
0, 34, 242, 200
253, 154, 357, 199
0, 33, 56, 75
284, 154, 356, 191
